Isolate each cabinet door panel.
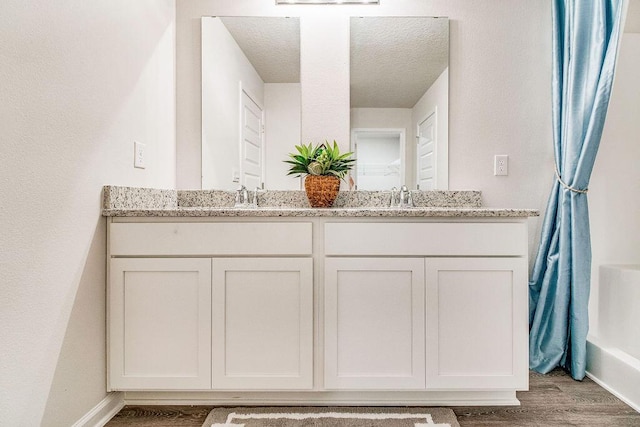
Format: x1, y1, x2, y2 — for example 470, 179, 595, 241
109, 258, 212, 390
426, 257, 528, 389
212, 258, 313, 389
324, 258, 425, 389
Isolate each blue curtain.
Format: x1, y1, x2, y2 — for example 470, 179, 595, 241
529, 0, 624, 380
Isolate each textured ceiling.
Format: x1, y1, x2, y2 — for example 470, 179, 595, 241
218, 17, 448, 108
220, 17, 300, 83
350, 17, 449, 108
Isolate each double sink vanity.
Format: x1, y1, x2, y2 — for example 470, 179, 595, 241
103, 185, 538, 406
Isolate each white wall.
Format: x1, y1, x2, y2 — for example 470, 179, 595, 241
176, 1, 552, 258
0, 1, 176, 425
589, 31, 640, 337
301, 15, 351, 151
201, 17, 264, 190
412, 68, 449, 190
351, 108, 413, 135
265, 83, 302, 190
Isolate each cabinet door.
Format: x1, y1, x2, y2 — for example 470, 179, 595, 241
109, 258, 212, 390
324, 258, 425, 389
212, 258, 313, 389
426, 257, 528, 389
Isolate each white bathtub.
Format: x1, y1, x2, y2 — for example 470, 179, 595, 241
587, 265, 640, 412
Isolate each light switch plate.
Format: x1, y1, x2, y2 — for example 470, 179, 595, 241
494, 155, 508, 176
134, 141, 146, 169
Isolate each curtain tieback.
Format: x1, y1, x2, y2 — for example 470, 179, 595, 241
555, 165, 588, 194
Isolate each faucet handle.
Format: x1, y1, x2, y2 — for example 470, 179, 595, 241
252, 187, 260, 207
399, 185, 413, 208
390, 187, 398, 207
235, 185, 247, 207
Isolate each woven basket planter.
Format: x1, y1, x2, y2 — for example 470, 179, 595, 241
304, 175, 340, 208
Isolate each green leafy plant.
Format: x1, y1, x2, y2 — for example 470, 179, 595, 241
285, 140, 355, 180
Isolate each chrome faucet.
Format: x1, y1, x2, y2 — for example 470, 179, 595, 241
252, 187, 260, 208
235, 185, 248, 207
390, 187, 398, 207
398, 185, 414, 208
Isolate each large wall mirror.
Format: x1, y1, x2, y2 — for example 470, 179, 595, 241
201, 16, 448, 191
350, 17, 449, 190
202, 16, 301, 190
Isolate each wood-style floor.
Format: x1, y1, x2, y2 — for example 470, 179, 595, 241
106, 369, 640, 426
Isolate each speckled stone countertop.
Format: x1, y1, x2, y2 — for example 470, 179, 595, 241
102, 186, 539, 218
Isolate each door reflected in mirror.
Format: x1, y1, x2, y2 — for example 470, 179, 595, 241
350, 17, 449, 190
201, 16, 301, 190
351, 128, 405, 190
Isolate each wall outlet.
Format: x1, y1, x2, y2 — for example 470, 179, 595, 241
494, 155, 508, 176
232, 168, 240, 183
134, 141, 146, 169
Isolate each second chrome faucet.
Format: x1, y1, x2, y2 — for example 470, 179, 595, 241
235, 185, 260, 208
390, 185, 414, 208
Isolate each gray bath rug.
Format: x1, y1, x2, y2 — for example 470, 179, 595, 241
202, 407, 460, 427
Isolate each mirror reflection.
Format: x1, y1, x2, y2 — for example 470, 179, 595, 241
201, 16, 301, 190
350, 17, 449, 190
201, 16, 448, 191
350, 129, 405, 190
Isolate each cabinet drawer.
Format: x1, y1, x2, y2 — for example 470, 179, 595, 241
110, 222, 312, 256
325, 222, 527, 256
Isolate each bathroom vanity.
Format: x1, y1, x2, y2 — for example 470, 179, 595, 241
103, 186, 538, 406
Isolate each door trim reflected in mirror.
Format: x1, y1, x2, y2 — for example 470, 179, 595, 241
351, 128, 406, 191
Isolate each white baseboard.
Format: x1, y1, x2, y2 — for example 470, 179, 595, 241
122, 390, 520, 407
586, 336, 640, 414
72, 392, 125, 427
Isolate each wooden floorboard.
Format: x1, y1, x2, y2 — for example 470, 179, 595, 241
106, 369, 640, 426
105, 406, 212, 427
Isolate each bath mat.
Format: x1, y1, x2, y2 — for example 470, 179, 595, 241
202, 407, 460, 427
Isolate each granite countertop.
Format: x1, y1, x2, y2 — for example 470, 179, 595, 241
102, 186, 539, 218
103, 206, 539, 218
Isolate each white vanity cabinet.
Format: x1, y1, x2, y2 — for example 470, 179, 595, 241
107, 215, 531, 404
107, 221, 314, 391
324, 221, 529, 391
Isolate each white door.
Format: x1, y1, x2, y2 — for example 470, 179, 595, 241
351, 129, 404, 190
109, 258, 212, 390
212, 258, 313, 390
425, 257, 529, 390
241, 90, 264, 189
324, 258, 426, 390
417, 113, 436, 190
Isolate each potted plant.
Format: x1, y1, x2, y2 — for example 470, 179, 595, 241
285, 140, 355, 208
